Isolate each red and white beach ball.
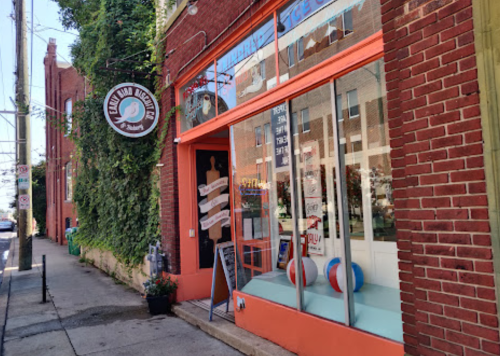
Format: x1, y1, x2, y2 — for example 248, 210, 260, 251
286, 257, 318, 287
328, 261, 364, 293
323, 257, 341, 280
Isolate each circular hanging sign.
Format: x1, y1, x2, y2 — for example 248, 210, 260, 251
103, 83, 159, 138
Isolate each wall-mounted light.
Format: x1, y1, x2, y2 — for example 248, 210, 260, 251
276, 20, 286, 33
187, 0, 198, 16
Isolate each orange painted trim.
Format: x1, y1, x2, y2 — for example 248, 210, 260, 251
178, 31, 384, 144
233, 291, 404, 356
176, 141, 231, 300
175, 0, 289, 89
273, 11, 280, 86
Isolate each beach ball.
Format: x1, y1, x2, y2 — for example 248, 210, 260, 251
286, 257, 318, 287
328, 262, 364, 293
323, 257, 341, 280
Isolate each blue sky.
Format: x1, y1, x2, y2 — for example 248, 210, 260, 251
0, 0, 77, 211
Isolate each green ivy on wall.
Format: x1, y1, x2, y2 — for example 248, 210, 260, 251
54, 0, 176, 266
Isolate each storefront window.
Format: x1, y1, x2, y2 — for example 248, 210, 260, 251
335, 59, 401, 341
179, 63, 222, 132
217, 16, 276, 113
231, 103, 299, 309
277, 0, 382, 82
231, 59, 401, 342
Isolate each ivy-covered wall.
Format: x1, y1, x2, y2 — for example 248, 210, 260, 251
54, 0, 176, 266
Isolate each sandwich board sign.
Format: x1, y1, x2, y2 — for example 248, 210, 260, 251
209, 241, 237, 321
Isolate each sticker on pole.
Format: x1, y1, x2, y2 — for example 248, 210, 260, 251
19, 195, 30, 210
18, 165, 29, 178
103, 83, 159, 138
18, 177, 29, 190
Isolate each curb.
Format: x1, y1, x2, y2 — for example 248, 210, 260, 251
0, 238, 16, 356
172, 302, 296, 356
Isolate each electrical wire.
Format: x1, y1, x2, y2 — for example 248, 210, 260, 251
29, 0, 34, 103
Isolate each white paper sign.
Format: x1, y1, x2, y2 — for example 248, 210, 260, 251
19, 195, 30, 210
243, 219, 253, 241
303, 141, 324, 255
18, 165, 29, 178
18, 177, 29, 190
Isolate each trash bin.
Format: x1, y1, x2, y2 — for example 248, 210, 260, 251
66, 228, 80, 256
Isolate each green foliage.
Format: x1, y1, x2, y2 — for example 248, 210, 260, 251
52, 0, 178, 266
9, 161, 46, 234
32, 162, 48, 235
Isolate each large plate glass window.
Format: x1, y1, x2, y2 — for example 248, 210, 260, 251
335, 59, 401, 341
231, 103, 299, 309
276, 0, 382, 82
217, 16, 276, 114
289, 83, 347, 323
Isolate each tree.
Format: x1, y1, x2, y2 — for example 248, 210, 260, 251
32, 162, 47, 235
9, 161, 46, 234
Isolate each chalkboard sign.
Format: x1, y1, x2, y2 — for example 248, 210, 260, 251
209, 241, 242, 321
219, 242, 236, 291
271, 103, 289, 173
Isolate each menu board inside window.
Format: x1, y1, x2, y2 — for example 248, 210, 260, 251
277, 0, 382, 82
217, 16, 276, 115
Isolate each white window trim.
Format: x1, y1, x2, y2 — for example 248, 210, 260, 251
264, 123, 271, 144
288, 44, 295, 68
343, 9, 353, 38
347, 89, 360, 119
297, 37, 304, 62
255, 126, 262, 147
329, 19, 339, 45
301, 108, 310, 133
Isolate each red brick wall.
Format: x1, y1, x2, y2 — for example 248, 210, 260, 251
159, 0, 273, 273
44, 39, 85, 244
381, 0, 500, 355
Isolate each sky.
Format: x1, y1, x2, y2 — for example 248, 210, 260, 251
0, 0, 77, 212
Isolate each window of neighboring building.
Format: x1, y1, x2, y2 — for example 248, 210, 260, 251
297, 37, 304, 62
65, 98, 72, 136
347, 89, 360, 118
292, 112, 298, 135
255, 126, 262, 147
288, 44, 295, 67
65, 217, 72, 230
343, 9, 354, 36
329, 19, 338, 44
264, 123, 271, 144
301, 108, 310, 132
336, 95, 343, 121
65, 162, 72, 201
260, 60, 266, 80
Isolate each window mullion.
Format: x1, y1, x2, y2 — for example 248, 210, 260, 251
330, 80, 355, 326
285, 99, 304, 311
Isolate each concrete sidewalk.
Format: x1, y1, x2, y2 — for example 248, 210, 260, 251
0, 237, 244, 356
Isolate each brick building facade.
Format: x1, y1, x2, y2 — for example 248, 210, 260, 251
155, 0, 500, 355
44, 38, 85, 244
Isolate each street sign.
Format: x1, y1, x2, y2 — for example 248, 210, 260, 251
19, 195, 30, 210
18, 177, 29, 190
18, 165, 29, 178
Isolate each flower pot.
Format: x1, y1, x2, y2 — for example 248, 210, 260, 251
146, 295, 172, 315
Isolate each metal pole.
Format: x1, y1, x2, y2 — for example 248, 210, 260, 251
15, 0, 33, 270
42, 255, 46, 303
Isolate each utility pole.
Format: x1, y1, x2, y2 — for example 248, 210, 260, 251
15, 0, 33, 270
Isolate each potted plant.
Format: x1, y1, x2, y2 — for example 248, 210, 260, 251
143, 275, 178, 315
